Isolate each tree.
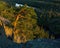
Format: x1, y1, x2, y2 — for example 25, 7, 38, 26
0, 1, 50, 43
12, 5, 49, 43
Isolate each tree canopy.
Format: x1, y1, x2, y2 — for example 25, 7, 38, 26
0, 1, 60, 43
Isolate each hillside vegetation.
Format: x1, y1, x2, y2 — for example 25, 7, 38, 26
0, 1, 60, 44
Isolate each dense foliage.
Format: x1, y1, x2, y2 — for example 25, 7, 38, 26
0, 1, 60, 43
